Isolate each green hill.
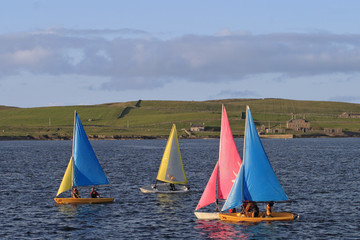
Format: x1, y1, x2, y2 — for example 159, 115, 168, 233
0, 98, 359, 140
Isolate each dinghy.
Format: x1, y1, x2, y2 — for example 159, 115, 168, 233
194, 105, 242, 220
140, 124, 189, 193
219, 106, 296, 222
54, 111, 114, 204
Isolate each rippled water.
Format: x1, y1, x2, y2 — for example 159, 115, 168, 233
0, 138, 359, 239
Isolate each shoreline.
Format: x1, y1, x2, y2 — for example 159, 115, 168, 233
1, 133, 359, 141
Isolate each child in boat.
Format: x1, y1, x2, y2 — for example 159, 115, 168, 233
90, 187, 100, 198
72, 187, 80, 198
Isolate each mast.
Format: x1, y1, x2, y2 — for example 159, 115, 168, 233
243, 106, 248, 165
71, 110, 76, 189
216, 105, 224, 202
241, 105, 249, 203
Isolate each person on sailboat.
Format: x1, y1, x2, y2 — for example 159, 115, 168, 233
167, 174, 176, 191
240, 201, 248, 213
266, 202, 274, 217
90, 187, 100, 198
242, 201, 259, 217
72, 187, 80, 198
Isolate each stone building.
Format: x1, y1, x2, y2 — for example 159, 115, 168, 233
324, 128, 343, 135
286, 119, 311, 132
258, 125, 285, 134
190, 123, 205, 132
266, 128, 286, 134
339, 112, 360, 118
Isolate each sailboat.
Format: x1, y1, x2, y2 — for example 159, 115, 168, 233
219, 106, 296, 222
54, 111, 114, 204
140, 124, 189, 193
194, 105, 242, 220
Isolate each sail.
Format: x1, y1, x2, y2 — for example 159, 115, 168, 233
156, 124, 187, 184
56, 157, 73, 196
217, 105, 242, 200
195, 161, 218, 210
73, 112, 110, 187
195, 105, 242, 210
222, 106, 288, 211
242, 106, 288, 202
222, 164, 244, 211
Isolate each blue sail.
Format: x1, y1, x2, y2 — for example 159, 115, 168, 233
222, 164, 244, 211
73, 112, 110, 187
243, 107, 288, 202
222, 106, 288, 211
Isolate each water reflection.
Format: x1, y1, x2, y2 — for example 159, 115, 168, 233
155, 193, 188, 213
56, 204, 79, 217
195, 218, 288, 239
195, 220, 246, 239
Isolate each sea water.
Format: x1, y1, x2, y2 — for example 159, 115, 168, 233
0, 138, 359, 239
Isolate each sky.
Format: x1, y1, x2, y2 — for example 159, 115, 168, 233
1, 0, 360, 108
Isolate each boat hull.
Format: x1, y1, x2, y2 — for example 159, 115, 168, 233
54, 197, 114, 204
194, 212, 220, 220
140, 183, 189, 193
219, 212, 295, 222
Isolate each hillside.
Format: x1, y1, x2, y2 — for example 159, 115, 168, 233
0, 98, 359, 140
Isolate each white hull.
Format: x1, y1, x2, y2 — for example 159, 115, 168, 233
194, 212, 220, 220
140, 183, 189, 193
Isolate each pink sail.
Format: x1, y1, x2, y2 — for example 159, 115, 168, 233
195, 105, 242, 210
217, 106, 242, 199
195, 162, 218, 210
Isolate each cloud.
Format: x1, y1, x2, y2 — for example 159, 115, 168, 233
39, 27, 151, 39
1, 28, 360, 90
6, 46, 51, 65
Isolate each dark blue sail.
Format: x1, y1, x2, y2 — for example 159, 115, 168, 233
73, 112, 110, 187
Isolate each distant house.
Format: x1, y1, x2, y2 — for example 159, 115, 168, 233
339, 112, 360, 118
266, 128, 285, 134
324, 128, 343, 135
190, 123, 205, 132
286, 119, 311, 132
258, 124, 285, 134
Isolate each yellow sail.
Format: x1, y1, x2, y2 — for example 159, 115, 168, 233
56, 157, 73, 196
156, 124, 187, 184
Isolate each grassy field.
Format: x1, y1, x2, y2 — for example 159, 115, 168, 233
0, 98, 359, 139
